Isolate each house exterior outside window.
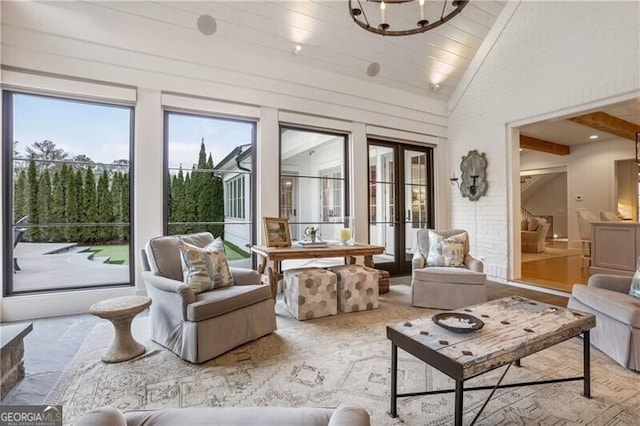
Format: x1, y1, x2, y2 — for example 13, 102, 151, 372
165, 112, 255, 266
280, 126, 348, 242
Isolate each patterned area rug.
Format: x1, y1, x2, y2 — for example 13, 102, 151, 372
47, 285, 640, 425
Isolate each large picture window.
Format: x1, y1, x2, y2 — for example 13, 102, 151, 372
165, 111, 255, 268
279, 126, 348, 242
3, 92, 134, 295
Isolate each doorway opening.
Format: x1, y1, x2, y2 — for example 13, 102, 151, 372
518, 169, 587, 292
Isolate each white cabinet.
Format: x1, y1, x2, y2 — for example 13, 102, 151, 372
590, 222, 639, 276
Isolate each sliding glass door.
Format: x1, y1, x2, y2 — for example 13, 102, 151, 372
368, 140, 434, 275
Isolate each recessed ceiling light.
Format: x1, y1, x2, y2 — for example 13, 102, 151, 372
294, 44, 302, 54
589, 135, 598, 140
431, 83, 440, 91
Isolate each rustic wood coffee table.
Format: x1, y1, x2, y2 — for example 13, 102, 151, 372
387, 296, 596, 426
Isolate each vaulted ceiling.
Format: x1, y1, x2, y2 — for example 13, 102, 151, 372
84, 0, 507, 101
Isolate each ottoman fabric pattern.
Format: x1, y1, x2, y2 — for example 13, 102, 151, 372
330, 265, 379, 313
283, 268, 337, 320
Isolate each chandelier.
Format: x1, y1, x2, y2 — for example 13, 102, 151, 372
348, 0, 469, 36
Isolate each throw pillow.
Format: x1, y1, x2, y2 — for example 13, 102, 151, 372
521, 219, 529, 231
179, 240, 235, 293
179, 240, 217, 294
203, 238, 235, 288
630, 257, 640, 299
427, 230, 467, 267
527, 218, 539, 232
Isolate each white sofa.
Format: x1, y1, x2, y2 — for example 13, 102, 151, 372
76, 404, 371, 426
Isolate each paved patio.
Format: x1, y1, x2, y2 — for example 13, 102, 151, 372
12, 243, 130, 292
11, 243, 391, 293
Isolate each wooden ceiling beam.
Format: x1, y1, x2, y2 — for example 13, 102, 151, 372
568, 111, 640, 141
520, 135, 570, 155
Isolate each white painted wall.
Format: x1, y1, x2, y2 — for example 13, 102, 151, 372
447, 0, 640, 281
0, 1, 445, 320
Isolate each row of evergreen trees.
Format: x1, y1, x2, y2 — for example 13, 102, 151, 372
14, 139, 225, 245
168, 141, 224, 238
14, 160, 130, 243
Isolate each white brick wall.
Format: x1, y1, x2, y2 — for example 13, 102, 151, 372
447, 1, 640, 281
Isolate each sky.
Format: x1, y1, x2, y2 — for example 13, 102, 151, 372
13, 93, 254, 170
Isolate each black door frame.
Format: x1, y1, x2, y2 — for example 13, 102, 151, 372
367, 139, 434, 276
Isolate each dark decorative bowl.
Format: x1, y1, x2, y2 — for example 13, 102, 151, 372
432, 313, 485, 333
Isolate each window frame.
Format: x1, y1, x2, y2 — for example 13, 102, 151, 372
162, 109, 257, 251
2, 90, 135, 296
278, 124, 349, 238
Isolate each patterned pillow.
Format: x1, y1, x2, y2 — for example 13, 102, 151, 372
178, 240, 234, 294
630, 257, 640, 299
426, 230, 467, 267
203, 238, 234, 288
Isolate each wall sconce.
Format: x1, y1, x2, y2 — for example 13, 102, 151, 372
450, 173, 480, 195
450, 150, 488, 201
469, 175, 480, 196
449, 173, 460, 188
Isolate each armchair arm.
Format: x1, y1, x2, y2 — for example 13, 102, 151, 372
142, 271, 196, 320
464, 254, 484, 273
587, 274, 632, 294
230, 267, 261, 285
412, 251, 425, 270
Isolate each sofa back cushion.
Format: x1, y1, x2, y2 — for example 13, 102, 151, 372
527, 217, 547, 232
145, 232, 214, 281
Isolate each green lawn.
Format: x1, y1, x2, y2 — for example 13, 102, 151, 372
221, 241, 251, 261
89, 241, 250, 265
89, 245, 129, 265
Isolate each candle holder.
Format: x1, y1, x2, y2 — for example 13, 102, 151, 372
334, 216, 355, 246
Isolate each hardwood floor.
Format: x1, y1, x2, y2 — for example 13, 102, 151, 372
519, 240, 590, 293
486, 281, 568, 307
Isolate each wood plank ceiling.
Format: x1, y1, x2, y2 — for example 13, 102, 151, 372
83, 0, 507, 101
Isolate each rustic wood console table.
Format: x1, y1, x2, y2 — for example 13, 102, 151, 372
251, 243, 384, 299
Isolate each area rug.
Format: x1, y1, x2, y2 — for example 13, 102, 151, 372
521, 247, 581, 263
47, 285, 640, 425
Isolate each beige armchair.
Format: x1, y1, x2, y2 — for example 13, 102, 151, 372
521, 217, 550, 253
411, 229, 487, 309
141, 232, 277, 363
568, 274, 640, 371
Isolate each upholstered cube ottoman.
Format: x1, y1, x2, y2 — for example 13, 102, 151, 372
283, 268, 337, 320
329, 265, 379, 313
